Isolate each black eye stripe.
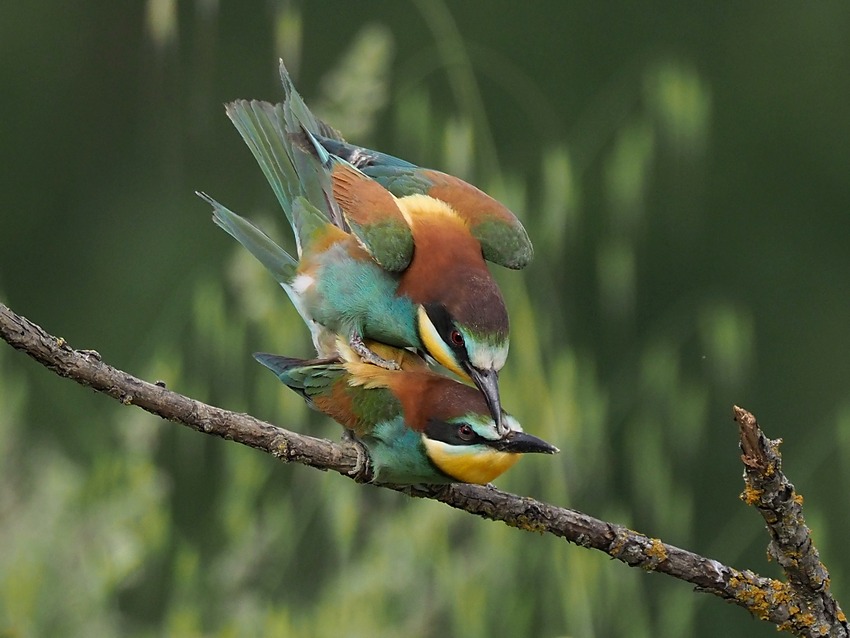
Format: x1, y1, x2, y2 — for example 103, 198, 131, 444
424, 303, 467, 354
425, 419, 485, 447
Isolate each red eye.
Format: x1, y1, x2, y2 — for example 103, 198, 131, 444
458, 424, 475, 441
450, 330, 464, 348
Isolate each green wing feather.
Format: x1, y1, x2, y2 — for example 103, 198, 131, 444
214, 61, 530, 270
213, 62, 417, 272
314, 136, 534, 269
282, 74, 413, 271
310, 150, 414, 272
253, 353, 343, 402
225, 99, 343, 245
254, 352, 402, 436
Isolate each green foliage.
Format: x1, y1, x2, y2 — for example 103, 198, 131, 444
3, 4, 848, 638
0, 346, 169, 637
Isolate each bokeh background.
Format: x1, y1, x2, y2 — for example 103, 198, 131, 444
2, 2, 849, 636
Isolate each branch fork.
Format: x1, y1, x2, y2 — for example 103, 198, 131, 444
1, 302, 845, 636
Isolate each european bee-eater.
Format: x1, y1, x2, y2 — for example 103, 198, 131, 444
313, 134, 533, 270
201, 61, 532, 433
254, 343, 558, 485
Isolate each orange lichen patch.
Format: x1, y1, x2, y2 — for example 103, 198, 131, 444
508, 514, 548, 534
794, 493, 804, 506
838, 609, 847, 622
643, 538, 668, 570
799, 613, 816, 627
769, 579, 793, 605
608, 529, 630, 558
728, 571, 793, 622
741, 585, 770, 620
740, 485, 763, 505
503, 514, 547, 534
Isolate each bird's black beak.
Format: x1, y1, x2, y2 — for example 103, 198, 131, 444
465, 364, 505, 435
490, 430, 560, 455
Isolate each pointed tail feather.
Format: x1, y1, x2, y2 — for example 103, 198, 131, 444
278, 66, 347, 231
254, 352, 315, 405
198, 191, 297, 285
225, 99, 343, 238
253, 352, 338, 376
278, 60, 323, 137
201, 191, 345, 354
225, 100, 301, 228
253, 352, 307, 378
288, 195, 344, 257
288, 131, 346, 231
224, 61, 356, 252
278, 60, 345, 142
254, 351, 345, 404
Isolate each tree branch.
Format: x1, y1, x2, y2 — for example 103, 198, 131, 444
1, 301, 845, 636
734, 406, 847, 634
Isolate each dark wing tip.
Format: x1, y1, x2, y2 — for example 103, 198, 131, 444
253, 352, 303, 375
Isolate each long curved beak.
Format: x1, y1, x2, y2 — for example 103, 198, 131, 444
465, 364, 505, 435
490, 430, 560, 455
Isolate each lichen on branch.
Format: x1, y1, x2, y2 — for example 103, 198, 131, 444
0, 301, 845, 637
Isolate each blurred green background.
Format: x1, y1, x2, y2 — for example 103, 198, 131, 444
2, 2, 849, 636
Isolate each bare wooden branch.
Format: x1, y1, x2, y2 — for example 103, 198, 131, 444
1, 301, 845, 636
734, 406, 848, 635
0, 302, 363, 477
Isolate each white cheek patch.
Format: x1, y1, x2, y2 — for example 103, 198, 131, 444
501, 413, 523, 434
469, 340, 509, 372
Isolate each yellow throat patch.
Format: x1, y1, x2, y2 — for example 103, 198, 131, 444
423, 437, 521, 484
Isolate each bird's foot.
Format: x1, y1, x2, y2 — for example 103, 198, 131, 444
349, 333, 400, 370
343, 432, 373, 483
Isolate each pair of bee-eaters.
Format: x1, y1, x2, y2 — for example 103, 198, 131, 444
201, 61, 558, 485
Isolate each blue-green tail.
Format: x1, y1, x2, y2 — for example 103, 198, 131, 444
253, 352, 344, 405
220, 61, 345, 254
200, 191, 297, 286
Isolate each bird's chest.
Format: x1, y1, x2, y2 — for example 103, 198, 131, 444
301, 246, 418, 346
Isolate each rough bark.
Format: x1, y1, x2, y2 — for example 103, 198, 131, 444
1, 301, 846, 636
